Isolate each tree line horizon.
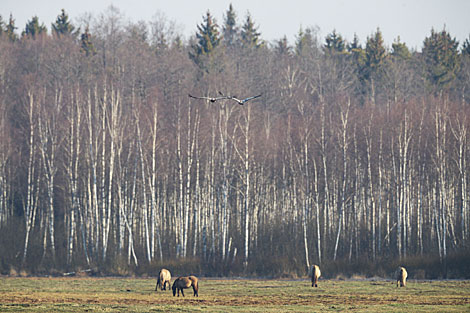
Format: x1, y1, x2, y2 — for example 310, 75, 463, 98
1, 5, 469, 52
0, 5, 469, 276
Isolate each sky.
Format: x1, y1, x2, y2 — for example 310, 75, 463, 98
2, 0, 469, 51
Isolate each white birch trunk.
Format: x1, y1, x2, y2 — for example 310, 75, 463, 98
183, 104, 196, 257
88, 87, 100, 258
192, 109, 200, 257
333, 99, 350, 261
102, 86, 119, 260
302, 138, 310, 270
449, 114, 468, 242
148, 101, 162, 261
38, 85, 61, 260
365, 115, 376, 260
312, 157, 322, 264
22, 90, 38, 264
66, 86, 83, 265
176, 102, 184, 258
136, 116, 151, 263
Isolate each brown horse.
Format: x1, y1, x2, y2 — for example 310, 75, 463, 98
311, 265, 321, 287
155, 268, 171, 291
172, 276, 199, 297
396, 266, 408, 287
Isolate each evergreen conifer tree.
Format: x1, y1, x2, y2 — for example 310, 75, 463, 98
324, 29, 346, 54
347, 33, 367, 99
191, 10, 220, 60
364, 28, 387, 80
462, 36, 470, 56
348, 33, 365, 65
22, 16, 47, 39
363, 28, 388, 104
52, 9, 76, 37
80, 26, 96, 56
275, 36, 291, 56
241, 13, 262, 49
295, 26, 317, 56
391, 36, 411, 59
223, 4, 239, 47
4, 14, 18, 42
422, 28, 460, 93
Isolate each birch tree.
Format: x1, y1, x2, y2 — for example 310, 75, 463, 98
449, 108, 469, 242
0, 40, 12, 228
218, 102, 236, 261
22, 87, 39, 264
232, 104, 253, 267
64, 85, 85, 265
364, 113, 377, 260
333, 98, 350, 261
37, 84, 63, 260
434, 103, 449, 265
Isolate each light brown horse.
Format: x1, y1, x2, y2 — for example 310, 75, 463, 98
396, 266, 408, 287
311, 265, 321, 287
172, 276, 199, 297
155, 268, 171, 291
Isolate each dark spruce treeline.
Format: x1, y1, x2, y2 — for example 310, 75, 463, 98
1, 6, 470, 277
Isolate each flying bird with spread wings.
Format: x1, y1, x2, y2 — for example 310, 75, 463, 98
219, 91, 262, 105
188, 94, 229, 103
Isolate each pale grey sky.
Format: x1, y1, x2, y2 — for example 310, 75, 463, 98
2, 0, 469, 50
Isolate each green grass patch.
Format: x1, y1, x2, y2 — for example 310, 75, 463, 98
0, 277, 469, 312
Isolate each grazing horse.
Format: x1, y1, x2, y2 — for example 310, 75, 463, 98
172, 276, 199, 297
396, 266, 408, 287
155, 269, 171, 291
311, 265, 321, 287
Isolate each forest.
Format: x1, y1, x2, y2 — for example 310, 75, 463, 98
0, 5, 470, 277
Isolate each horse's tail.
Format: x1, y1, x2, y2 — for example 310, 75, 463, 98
155, 277, 160, 291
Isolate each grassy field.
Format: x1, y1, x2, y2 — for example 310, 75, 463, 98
0, 277, 469, 312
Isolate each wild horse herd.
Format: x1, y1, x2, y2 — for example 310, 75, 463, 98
155, 265, 408, 297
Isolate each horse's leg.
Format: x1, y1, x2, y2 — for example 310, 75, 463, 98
181, 288, 185, 297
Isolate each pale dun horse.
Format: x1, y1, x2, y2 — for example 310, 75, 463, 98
396, 266, 408, 287
172, 276, 199, 297
155, 269, 171, 291
310, 265, 321, 287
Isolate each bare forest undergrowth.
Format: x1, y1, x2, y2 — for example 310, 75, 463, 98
1, 277, 470, 312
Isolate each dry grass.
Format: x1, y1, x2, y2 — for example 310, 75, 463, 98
0, 277, 469, 312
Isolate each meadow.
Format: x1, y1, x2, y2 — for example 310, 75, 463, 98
0, 277, 469, 312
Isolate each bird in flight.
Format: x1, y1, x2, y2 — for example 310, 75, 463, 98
219, 91, 262, 105
188, 94, 229, 103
